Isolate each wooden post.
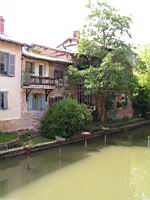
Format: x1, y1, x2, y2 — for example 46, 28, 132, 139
85, 139, 87, 148
59, 146, 62, 158
148, 136, 150, 148
104, 134, 107, 146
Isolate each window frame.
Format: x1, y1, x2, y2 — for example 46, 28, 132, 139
0, 91, 8, 110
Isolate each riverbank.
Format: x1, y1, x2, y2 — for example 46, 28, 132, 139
0, 119, 150, 159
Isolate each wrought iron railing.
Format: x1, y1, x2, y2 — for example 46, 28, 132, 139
23, 74, 65, 87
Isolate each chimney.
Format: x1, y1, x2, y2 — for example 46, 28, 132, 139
0, 16, 4, 34
73, 30, 80, 39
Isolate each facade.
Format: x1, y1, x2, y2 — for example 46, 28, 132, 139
0, 31, 24, 131
21, 48, 72, 130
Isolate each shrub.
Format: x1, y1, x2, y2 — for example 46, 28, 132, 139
41, 97, 91, 139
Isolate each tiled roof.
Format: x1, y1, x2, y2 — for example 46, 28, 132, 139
0, 33, 29, 46
31, 43, 74, 54
22, 48, 73, 64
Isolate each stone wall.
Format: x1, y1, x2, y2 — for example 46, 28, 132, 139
0, 118, 22, 132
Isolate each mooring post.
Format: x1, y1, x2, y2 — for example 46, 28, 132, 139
104, 134, 107, 146
85, 139, 87, 148
58, 146, 62, 158
148, 136, 150, 148
27, 156, 30, 170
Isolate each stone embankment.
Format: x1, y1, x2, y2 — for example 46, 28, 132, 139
0, 119, 150, 159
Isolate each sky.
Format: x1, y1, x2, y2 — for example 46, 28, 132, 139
0, 0, 150, 47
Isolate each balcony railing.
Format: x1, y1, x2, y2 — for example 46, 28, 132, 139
23, 74, 65, 87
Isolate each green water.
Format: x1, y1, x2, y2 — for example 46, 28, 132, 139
1, 125, 150, 200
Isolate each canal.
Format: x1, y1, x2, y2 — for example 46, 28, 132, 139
1, 125, 150, 200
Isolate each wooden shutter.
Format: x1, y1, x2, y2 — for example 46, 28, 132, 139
7, 54, 15, 77
3, 92, 8, 110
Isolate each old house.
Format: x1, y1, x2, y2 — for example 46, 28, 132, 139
0, 16, 26, 131
21, 47, 72, 130
0, 16, 72, 132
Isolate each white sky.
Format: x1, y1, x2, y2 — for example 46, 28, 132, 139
0, 0, 150, 47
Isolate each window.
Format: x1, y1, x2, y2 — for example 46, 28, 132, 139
77, 83, 93, 106
0, 91, 8, 110
0, 53, 7, 74
25, 62, 35, 74
27, 93, 45, 111
54, 69, 64, 79
39, 65, 45, 76
0, 52, 15, 76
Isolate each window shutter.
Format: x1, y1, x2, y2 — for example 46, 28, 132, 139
38, 94, 45, 110
27, 94, 33, 111
0, 92, 2, 109
7, 54, 15, 77
38, 95, 42, 110
3, 92, 8, 110
41, 94, 45, 110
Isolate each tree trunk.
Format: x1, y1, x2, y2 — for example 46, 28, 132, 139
101, 93, 106, 126
95, 88, 107, 126
95, 91, 102, 121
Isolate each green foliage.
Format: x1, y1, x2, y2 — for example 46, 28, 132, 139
0, 133, 16, 143
81, 1, 132, 50
69, 50, 135, 93
132, 45, 150, 117
132, 86, 150, 117
41, 97, 91, 139
68, 1, 134, 93
69, 1, 135, 123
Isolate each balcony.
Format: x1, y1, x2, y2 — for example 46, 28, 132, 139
22, 74, 65, 88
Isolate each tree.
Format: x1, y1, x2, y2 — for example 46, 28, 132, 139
132, 45, 150, 117
69, 1, 134, 124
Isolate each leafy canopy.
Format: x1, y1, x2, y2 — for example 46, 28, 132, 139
69, 1, 134, 93
79, 1, 132, 54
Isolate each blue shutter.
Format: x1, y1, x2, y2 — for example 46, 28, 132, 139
38, 94, 45, 110
27, 94, 33, 111
38, 95, 42, 110
7, 54, 15, 77
41, 94, 45, 110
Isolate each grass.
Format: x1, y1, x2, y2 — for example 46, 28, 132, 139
0, 132, 17, 143
108, 117, 145, 127
19, 135, 52, 146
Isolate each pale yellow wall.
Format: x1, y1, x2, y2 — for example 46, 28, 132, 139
22, 58, 54, 77
0, 41, 22, 121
